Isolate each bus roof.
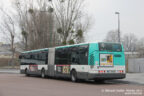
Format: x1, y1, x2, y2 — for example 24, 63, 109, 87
21, 42, 122, 54
21, 43, 89, 54
55, 43, 89, 49
22, 48, 48, 54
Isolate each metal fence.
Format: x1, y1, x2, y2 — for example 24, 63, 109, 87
128, 58, 144, 73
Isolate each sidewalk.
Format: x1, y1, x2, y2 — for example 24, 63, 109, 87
123, 73, 144, 85
108, 73, 144, 85
0, 69, 20, 74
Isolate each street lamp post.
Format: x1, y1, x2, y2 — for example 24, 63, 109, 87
115, 12, 121, 43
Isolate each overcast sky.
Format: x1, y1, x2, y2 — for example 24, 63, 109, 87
85, 0, 144, 42
0, 0, 144, 43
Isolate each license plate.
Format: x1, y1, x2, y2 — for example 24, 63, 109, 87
107, 70, 116, 73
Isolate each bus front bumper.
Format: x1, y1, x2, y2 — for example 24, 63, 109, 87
88, 73, 126, 80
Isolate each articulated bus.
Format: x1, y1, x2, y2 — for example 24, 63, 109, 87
19, 42, 126, 82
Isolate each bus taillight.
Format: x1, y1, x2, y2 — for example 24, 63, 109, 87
122, 70, 124, 73
119, 70, 123, 73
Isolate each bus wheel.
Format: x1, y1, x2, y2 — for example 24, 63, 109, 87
25, 69, 29, 76
71, 70, 77, 82
41, 69, 45, 78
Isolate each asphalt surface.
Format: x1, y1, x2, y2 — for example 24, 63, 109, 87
0, 73, 143, 96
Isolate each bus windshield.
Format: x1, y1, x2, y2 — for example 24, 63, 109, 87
99, 43, 122, 52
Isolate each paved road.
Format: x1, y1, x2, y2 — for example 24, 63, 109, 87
1, 69, 144, 85
0, 74, 143, 96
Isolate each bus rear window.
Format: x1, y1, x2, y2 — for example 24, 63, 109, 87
99, 43, 122, 52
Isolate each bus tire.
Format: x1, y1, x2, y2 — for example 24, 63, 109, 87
41, 69, 46, 78
25, 69, 29, 76
71, 70, 78, 82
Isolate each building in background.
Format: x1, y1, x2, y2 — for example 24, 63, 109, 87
0, 42, 22, 59
0, 52, 14, 58
0, 42, 22, 67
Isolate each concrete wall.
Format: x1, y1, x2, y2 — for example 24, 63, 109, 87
128, 58, 144, 73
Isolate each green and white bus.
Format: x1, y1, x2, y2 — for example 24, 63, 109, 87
19, 42, 126, 82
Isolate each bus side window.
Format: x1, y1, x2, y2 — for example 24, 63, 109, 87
37, 53, 40, 60
45, 51, 48, 64
45, 53, 48, 64
55, 49, 61, 64
23, 54, 26, 59
30, 53, 33, 59
78, 45, 88, 65
38, 51, 48, 64
26, 53, 31, 59
70, 45, 88, 65
71, 46, 79, 65
33, 53, 37, 60
55, 48, 69, 65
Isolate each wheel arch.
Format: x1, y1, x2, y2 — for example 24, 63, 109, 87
41, 67, 45, 71
25, 68, 28, 72
70, 68, 77, 74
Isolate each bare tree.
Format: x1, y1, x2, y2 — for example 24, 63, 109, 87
49, 0, 90, 45
13, 0, 91, 50
14, 0, 56, 50
136, 37, 144, 57
0, 9, 16, 67
122, 33, 138, 52
104, 30, 119, 43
